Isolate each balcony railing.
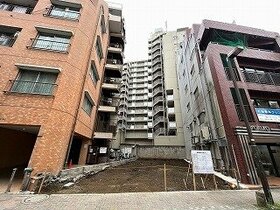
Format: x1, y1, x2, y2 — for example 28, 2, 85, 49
152, 58, 161, 66
153, 64, 161, 72
104, 77, 121, 84
153, 106, 164, 114
153, 96, 163, 104
6, 80, 57, 96
96, 121, 116, 133
44, 7, 80, 20
109, 42, 123, 50
28, 38, 70, 53
153, 87, 163, 96
154, 116, 164, 126
153, 72, 162, 80
154, 128, 165, 137
242, 70, 280, 86
0, 35, 16, 47
100, 97, 119, 107
107, 58, 122, 65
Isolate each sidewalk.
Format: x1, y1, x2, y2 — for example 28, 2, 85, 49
1, 189, 280, 210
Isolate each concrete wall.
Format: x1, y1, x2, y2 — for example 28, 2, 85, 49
137, 146, 186, 159
160, 31, 186, 147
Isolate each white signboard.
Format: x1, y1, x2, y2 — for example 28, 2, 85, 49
191, 150, 214, 174
99, 147, 107, 154
255, 108, 280, 123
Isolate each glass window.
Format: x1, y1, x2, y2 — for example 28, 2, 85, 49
83, 93, 94, 115
89, 62, 99, 85
95, 35, 103, 60
269, 101, 280, 108
49, 5, 80, 20
11, 70, 57, 95
33, 33, 70, 52
198, 112, 206, 124
193, 87, 199, 99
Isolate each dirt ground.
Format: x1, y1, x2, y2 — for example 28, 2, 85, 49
42, 159, 231, 194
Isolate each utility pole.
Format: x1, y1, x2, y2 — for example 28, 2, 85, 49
226, 47, 274, 205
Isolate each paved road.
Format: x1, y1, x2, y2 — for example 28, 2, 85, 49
0, 189, 280, 210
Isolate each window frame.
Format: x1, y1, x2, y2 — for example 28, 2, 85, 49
89, 61, 100, 85
95, 35, 103, 60
82, 92, 94, 116
10, 69, 58, 96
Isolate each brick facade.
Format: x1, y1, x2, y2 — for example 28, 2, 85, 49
0, 0, 110, 175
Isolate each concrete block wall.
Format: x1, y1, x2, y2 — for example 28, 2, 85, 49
136, 146, 186, 159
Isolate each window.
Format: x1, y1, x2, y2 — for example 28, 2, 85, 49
32, 33, 71, 52
0, 25, 21, 47
100, 6, 106, 34
185, 83, 188, 93
11, 70, 57, 95
198, 112, 206, 124
269, 101, 280, 108
220, 54, 241, 81
187, 103, 190, 112
48, 5, 80, 20
0, 3, 34, 14
83, 93, 94, 115
89, 62, 99, 85
193, 87, 199, 99
230, 88, 254, 121
95, 35, 103, 60
190, 65, 195, 76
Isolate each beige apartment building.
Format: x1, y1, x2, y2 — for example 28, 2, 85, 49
116, 29, 185, 158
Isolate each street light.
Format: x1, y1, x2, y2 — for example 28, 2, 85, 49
226, 46, 274, 205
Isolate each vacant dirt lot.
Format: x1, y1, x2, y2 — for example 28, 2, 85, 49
42, 159, 230, 194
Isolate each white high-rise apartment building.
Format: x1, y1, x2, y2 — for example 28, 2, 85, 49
116, 29, 185, 156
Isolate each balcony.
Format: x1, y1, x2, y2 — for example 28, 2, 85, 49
102, 77, 121, 91
153, 71, 162, 80
108, 43, 123, 54
153, 96, 163, 105
153, 78, 162, 88
154, 116, 164, 126
242, 70, 280, 86
153, 87, 163, 96
28, 37, 70, 53
109, 13, 123, 35
152, 58, 161, 66
127, 124, 148, 130
154, 128, 165, 137
153, 64, 161, 72
94, 122, 116, 139
98, 97, 119, 112
106, 59, 122, 73
153, 106, 164, 115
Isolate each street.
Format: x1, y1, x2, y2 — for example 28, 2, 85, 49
1, 189, 280, 210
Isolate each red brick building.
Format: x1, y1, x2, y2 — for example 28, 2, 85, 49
0, 0, 124, 182
177, 20, 280, 184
